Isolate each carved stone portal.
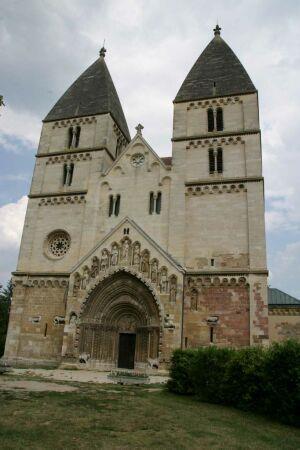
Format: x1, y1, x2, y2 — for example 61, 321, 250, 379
77, 272, 160, 368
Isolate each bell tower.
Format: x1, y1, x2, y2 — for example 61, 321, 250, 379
170, 26, 269, 346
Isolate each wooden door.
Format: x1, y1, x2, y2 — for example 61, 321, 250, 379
118, 333, 136, 369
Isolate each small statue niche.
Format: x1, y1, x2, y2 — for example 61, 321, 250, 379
190, 289, 198, 311
121, 238, 131, 265
151, 259, 159, 284
169, 275, 177, 302
73, 273, 81, 295
100, 249, 109, 271
160, 267, 168, 293
90, 256, 100, 278
81, 266, 90, 289
141, 250, 150, 277
111, 244, 119, 266
132, 243, 141, 268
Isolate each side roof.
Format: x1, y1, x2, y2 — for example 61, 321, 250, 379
268, 287, 300, 306
175, 26, 256, 103
44, 48, 130, 142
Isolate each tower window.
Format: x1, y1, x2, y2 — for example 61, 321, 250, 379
109, 195, 114, 217
115, 195, 121, 216
216, 108, 223, 131
207, 108, 214, 132
217, 148, 223, 173
75, 126, 81, 148
208, 148, 223, 175
63, 163, 75, 186
149, 192, 154, 214
149, 192, 162, 215
209, 149, 215, 174
109, 195, 121, 217
156, 192, 162, 214
68, 127, 73, 148
68, 126, 81, 148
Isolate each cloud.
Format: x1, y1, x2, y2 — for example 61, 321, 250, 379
269, 241, 300, 299
0, 106, 40, 151
0, 196, 28, 250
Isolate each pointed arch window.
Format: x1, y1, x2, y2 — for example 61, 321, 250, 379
217, 148, 223, 173
109, 195, 114, 217
68, 127, 73, 148
207, 108, 214, 132
216, 108, 223, 131
149, 192, 155, 214
149, 192, 162, 215
156, 192, 162, 214
208, 148, 223, 174
75, 126, 81, 147
115, 195, 121, 216
63, 162, 74, 186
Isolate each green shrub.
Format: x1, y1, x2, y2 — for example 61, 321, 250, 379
167, 340, 300, 426
167, 349, 197, 394
191, 346, 234, 403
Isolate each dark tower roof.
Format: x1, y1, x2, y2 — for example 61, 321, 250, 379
174, 25, 256, 103
44, 48, 130, 142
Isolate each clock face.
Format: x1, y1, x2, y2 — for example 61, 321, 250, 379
131, 153, 145, 167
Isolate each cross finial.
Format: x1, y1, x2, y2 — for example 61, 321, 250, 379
135, 123, 144, 135
99, 46, 106, 58
214, 24, 221, 36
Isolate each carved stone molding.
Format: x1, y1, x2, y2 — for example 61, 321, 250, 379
46, 153, 92, 164
268, 307, 300, 316
186, 183, 247, 196
186, 135, 244, 150
52, 116, 97, 129
13, 277, 69, 288
38, 195, 86, 206
187, 96, 242, 110
185, 275, 249, 292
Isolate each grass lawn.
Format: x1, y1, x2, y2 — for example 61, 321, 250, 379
0, 377, 299, 449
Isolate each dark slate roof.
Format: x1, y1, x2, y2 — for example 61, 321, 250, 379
268, 288, 300, 306
44, 53, 130, 142
175, 33, 256, 103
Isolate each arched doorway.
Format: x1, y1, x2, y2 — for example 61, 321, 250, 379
78, 272, 161, 369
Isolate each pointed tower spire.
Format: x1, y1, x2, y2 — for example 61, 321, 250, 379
44, 49, 130, 141
174, 26, 256, 102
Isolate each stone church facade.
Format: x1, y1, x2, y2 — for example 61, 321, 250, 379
4, 26, 269, 369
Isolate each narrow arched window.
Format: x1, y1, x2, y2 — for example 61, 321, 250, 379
69, 163, 74, 185
216, 108, 223, 131
209, 149, 215, 174
207, 108, 214, 132
114, 195, 121, 216
217, 148, 223, 173
68, 128, 73, 148
63, 163, 68, 185
149, 192, 154, 214
109, 195, 114, 217
156, 192, 162, 214
75, 126, 81, 148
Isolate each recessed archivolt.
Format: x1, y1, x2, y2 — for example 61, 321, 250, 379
79, 268, 163, 324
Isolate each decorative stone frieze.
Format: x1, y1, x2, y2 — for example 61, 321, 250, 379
186, 135, 244, 149
13, 277, 69, 288
185, 183, 247, 196
185, 275, 248, 293
187, 96, 242, 110
268, 307, 300, 316
38, 195, 86, 206
52, 116, 97, 129
46, 153, 92, 164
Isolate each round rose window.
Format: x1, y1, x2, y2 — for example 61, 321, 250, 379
47, 230, 71, 258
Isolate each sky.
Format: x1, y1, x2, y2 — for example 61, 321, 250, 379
0, 0, 300, 297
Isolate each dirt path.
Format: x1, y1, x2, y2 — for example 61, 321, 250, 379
0, 379, 78, 392
11, 368, 168, 385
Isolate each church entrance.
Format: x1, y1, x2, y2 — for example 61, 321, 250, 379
118, 333, 136, 369
78, 272, 160, 369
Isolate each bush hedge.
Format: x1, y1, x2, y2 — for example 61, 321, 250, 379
167, 340, 300, 426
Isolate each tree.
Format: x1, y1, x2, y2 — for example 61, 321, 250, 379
0, 280, 12, 357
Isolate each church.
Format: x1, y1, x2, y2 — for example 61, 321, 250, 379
4, 26, 271, 370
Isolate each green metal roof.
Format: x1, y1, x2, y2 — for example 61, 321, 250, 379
268, 287, 300, 306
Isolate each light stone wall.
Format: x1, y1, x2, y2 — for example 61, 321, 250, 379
173, 93, 259, 140
268, 312, 300, 343
185, 191, 249, 269
5, 86, 271, 366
